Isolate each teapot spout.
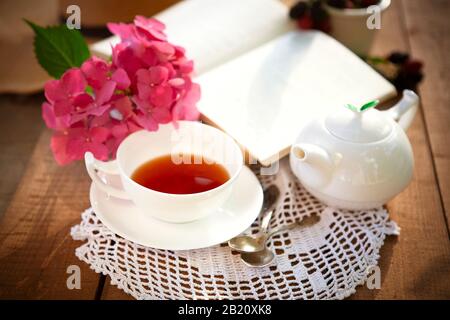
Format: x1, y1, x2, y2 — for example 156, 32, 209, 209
291, 143, 334, 189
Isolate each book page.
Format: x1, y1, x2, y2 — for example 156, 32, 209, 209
90, 0, 294, 75
197, 31, 397, 165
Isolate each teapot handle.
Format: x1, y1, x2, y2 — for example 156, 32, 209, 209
383, 90, 419, 131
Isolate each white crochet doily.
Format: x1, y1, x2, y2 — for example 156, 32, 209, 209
71, 159, 399, 300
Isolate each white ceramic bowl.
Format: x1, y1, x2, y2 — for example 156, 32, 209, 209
324, 0, 391, 55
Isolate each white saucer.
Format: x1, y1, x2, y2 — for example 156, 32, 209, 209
89, 166, 263, 250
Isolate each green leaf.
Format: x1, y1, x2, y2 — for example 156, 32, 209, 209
360, 100, 379, 111
25, 20, 90, 79
345, 104, 358, 112
85, 85, 94, 96
365, 56, 387, 65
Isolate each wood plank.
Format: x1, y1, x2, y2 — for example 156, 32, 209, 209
0, 94, 44, 219
352, 0, 450, 299
401, 0, 450, 230
100, 280, 133, 300
0, 129, 100, 299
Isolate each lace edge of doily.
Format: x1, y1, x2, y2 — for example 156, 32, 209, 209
70, 207, 400, 300
334, 226, 398, 300
69, 210, 152, 300
318, 207, 398, 300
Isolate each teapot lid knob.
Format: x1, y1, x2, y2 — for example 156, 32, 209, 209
325, 100, 392, 143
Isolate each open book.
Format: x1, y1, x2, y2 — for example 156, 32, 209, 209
91, 0, 397, 165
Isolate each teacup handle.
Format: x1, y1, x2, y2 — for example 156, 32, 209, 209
84, 152, 130, 199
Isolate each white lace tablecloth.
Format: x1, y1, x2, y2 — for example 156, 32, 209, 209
71, 159, 399, 300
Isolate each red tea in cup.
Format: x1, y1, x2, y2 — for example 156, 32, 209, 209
131, 154, 230, 194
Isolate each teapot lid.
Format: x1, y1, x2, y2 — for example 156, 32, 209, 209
324, 101, 392, 143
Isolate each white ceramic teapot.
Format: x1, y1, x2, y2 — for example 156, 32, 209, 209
289, 90, 419, 210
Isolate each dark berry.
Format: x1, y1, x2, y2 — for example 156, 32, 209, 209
410, 72, 424, 83
297, 14, 314, 30
311, 0, 323, 10
317, 19, 332, 33
311, 1, 328, 22
289, 1, 308, 20
393, 70, 423, 90
403, 60, 423, 73
361, 0, 380, 7
388, 52, 410, 64
326, 0, 346, 8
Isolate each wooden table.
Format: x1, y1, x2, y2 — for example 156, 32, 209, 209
0, 0, 449, 300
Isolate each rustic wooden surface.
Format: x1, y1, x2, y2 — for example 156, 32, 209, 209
0, 0, 449, 300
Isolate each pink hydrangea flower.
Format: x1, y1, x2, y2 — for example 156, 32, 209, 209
81, 57, 131, 91
42, 16, 200, 165
51, 126, 110, 165
134, 16, 167, 42
44, 68, 86, 125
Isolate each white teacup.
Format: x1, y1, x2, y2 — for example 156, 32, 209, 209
85, 121, 244, 223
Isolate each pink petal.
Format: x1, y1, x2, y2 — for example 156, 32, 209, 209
105, 138, 121, 160
136, 69, 150, 84
127, 119, 143, 133
53, 99, 73, 116
50, 134, 72, 165
140, 47, 158, 67
90, 111, 111, 127
183, 83, 201, 120
65, 137, 86, 160
131, 96, 147, 113
111, 123, 129, 139
160, 62, 177, 78
112, 43, 128, 67
42, 102, 56, 128
151, 42, 175, 59
61, 68, 87, 94
174, 45, 186, 57
113, 44, 145, 80
69, 93, 96, 124
150, 84, 173, 108
133, 112, 159, 131
151, 106, 172, 124
112, 68, 131, 90
44, 80, 65, 102
136, 67, 169, 100
95, 80, 116, 105
134, 16, 167, 41
42, 102, 69, 130
113, 96, 133, 118
89, 103, 111, 117
73, 93, 94, 110
81, 57, 109, 89
136, 82, 152, 101
148, 66, 169, 85
174, 58, 194, 74
107, 22, 135, 41
172, 82, 201, 121
134, 16, 165, 31
66, 126, 85, 138
88, 143, 110, 161
168, 78, 185, 88
90, 127, 110, 143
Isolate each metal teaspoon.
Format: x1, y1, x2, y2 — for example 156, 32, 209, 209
228, 184, 280, 253
240, 213, 321, 268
